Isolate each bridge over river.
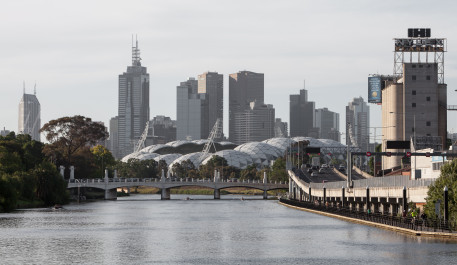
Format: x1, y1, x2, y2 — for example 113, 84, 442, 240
67, 174, 288, 200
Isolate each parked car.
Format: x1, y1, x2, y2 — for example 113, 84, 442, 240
311, 172, 317, 177
307, 168, 313, 174
321, 164, 328, 168
318, 168, 325, 173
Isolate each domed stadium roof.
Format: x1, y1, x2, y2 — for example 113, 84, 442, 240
153, 153, 182, 165
166, 140, 192, 147
201, 150, 254, 169
262, 137, 296, 153
168, 152, 211, 172
121, 152, 160, 162
140, 144, 166, 153
219, 141, 235, 146
234, 142, 283, 167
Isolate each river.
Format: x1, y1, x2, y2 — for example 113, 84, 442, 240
0, 194, 456, 264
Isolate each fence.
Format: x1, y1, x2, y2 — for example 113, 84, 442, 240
280, 198, 456, 233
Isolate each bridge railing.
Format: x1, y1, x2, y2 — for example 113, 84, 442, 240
68, 178, 288, 185
304, 175, 435, 189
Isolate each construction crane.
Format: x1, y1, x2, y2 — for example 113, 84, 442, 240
202, 118, 222, 154
134, 121, 150, 153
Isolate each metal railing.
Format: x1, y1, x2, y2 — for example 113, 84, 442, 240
68, 178, 288, 185
280, 198, 456, 233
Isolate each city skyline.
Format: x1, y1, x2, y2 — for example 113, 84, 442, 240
1, 1, 457, 143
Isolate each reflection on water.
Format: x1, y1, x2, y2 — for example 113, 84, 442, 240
0, 194, 456, 264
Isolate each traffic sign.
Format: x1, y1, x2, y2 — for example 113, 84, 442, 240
406, 152, 411, 157
366, 151, 372, 157
386, 152, 391, 157
425, 152, 431, 157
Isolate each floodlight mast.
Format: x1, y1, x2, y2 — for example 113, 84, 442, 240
134, 121, 150, 153
202, 118, 222, 154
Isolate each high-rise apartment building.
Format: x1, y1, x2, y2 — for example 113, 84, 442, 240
290, 88, 316, 137
346, 97, 370, 150
233, 100, 275, 143
198, 72, 223, 139
229, 71, 264, 143
0, 127, 11, 137
18, 87, 40, 141
117, 39, 150, 158
176, 77, 204, 140
315, 108, 339, 141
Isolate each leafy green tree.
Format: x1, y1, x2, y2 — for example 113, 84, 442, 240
33, 161, 69, 205
0, 175, 18, 212
158, 160, 168, 177
40, 115, 109, 176
91, 145, 115, 177
240, 164, 258, 180
199, 155, 228, 179
270, 157, 288, 182
424, 159, 457, 221
172, 159, 195, 178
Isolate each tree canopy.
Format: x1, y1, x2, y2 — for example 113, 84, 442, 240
0, 132, 68, 212
40, 115, 108, 178
424, 159, 457, 221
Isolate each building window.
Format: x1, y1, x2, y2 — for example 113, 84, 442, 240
412, 90, 416, 95
426, 96, 431, 101
426, 75, 431, 80
426, 121, 431, 126
412, 103, 416, 108
419, 64, 423, 68
412, 64, 417, 68
412, 127, 415, 132
412, 75, 416, 80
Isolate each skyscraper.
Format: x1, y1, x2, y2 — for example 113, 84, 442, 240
229, 71, 264, 143
233, 100, 275, 143
315, 107, 340, 141
108, 116, 119, 159
198, 72, 223, 139
289, 87, 316, 137
18, 85, 40, 141
274, 118, 288, 138
117, 39, 150, 158
176, 77, 203, 140
346, 97, 369, 150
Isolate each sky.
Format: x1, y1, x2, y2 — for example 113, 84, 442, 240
1, 0, 457, 144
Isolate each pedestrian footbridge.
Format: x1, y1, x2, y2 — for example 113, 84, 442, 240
67, 174, 288, 200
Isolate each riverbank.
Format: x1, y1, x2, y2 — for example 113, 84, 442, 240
279, 199, 457, 240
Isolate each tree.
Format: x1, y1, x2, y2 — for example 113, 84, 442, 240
33, 161, 69, 205
270, 157, 288, 182
0, 175, 18, 212
91, 145, 115, 177
424, 159, 457, 221
241, 164, 258, 180
40, 116, 109, 174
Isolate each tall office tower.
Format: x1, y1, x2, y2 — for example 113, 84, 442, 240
375, 29, 447, 172
229, 71, 264, 143
176, 78, 204, 140
315, 108, 340, 140
18, 85, 41, 141
109, 116, 119, 159
346, 97, 370, 151
233, 100, 275, 143
289, 87, 316, 137
198, 72, 223, 139
274, 118, 288, 138
118, 39, 150, 158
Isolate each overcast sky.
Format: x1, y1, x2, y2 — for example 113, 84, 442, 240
1, 0, 457, 143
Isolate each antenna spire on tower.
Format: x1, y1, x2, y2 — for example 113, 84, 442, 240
34, 82, 36, 95
23, 81, 25, 94
132, 34, 141, 66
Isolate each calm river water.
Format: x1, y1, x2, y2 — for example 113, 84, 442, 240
0, 194, 456, 264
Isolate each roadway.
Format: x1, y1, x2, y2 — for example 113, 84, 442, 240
293, 166, 366, 184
